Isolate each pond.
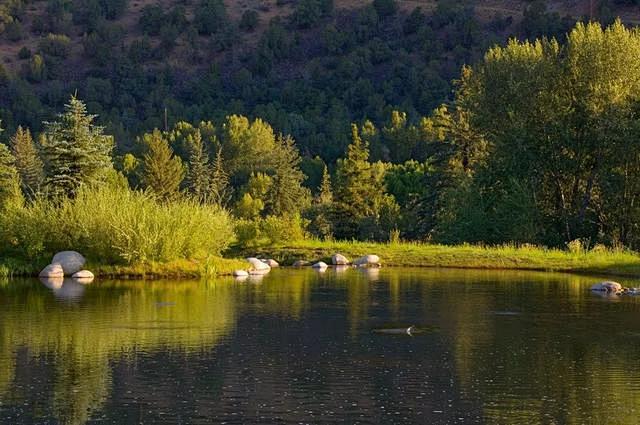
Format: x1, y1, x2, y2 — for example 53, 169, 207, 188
1, 268, 640, 424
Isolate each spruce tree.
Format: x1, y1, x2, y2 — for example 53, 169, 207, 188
185, 130, 211, 203
307, 163, 334, 239
335, 124, 376, 216
41, 96, 114, 198
0, 143, 22, 209
10, 126, 44, 198
139, 129, 185, 201
269, 135, 310, 216
210, 148, 230, 207
317, 164, 333, 204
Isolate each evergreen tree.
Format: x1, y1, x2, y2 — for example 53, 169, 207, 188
41, 96, 114, 198
210, 148, 230, 207
139, 129, 185, 201
317, 164, 333, 204
307, 163, 334, 239
10, 126, 44, 198
335, 124, 376, 216
0, 143, 22, 209
268, 135, 310, 216
185, 130, 210, 203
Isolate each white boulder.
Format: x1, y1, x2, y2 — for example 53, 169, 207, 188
332, 254, 350, 265
71, 270, 94, 284
590, 281, 623, 293
247, 257, 270, 272
353, 254, 381, 267
52, 251, 86, 275
312, 261, 328, 269
39, 263, 64, 278
263, 259, 279, 268
233, 270, 249, 277
72, 270, 94, 279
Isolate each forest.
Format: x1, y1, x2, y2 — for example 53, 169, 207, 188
2, 0, 640, 270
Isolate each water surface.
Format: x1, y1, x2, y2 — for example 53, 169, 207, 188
1, 268, 640, 424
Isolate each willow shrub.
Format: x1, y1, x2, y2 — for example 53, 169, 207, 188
0, 185, 235, 264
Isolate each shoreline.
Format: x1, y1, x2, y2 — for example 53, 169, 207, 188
3, 240, 640, 280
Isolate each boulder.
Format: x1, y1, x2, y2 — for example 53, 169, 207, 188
52, 251, 86, 275
246, 257, 270, 273
71, 270, 94, 284
312, 261, 328, 269
233, 270, 249, 277
292, 260, 310, 267
263, 259, 279, 268
72, 270, 94, 279
331, 254, 350, 265
39, 263, 64, 278
353, 254, 381, 267
590, 281, 623, 293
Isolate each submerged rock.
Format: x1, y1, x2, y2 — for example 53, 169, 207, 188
292, 260, 310, 267
354, 254, 381, 267
332, 254, 350, 265
233, 270, 249, 277
52, 251, 86, 275
39, 263, 64, 278
590, 281, 623, 293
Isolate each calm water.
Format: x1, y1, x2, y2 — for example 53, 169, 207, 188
1, 268, 640, 424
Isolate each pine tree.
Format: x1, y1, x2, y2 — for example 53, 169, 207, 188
335, 124, 376, 216
0, 143, 22, 209
10, 126, 44, 198
268, 135, 311, 216
210, 148, 230, 207
139, 129, 185, 201
185, 130, 211, 203
41, 96, 114, 198
317, 164, 333, 204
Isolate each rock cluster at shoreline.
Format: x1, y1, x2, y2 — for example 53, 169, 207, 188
233, 253, 381, 280
39, 251, 95, 284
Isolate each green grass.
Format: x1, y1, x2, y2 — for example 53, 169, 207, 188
233, 239, 640, 278
0, 256, 248, 279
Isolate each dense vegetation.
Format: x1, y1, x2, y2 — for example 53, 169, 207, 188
2, 0, 640, 271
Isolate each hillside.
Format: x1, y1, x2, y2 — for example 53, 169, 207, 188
3, 0, 639, 74
0, 0, 639, 159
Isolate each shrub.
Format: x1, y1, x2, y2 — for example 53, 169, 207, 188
234, 214, 307, 247
17, 46, 31, 59
239, 9, 259, 32
0, 185, 235, 264
38, 33, 71, 58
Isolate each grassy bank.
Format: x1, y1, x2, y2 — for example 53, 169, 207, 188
0, 256, 248, 279
5, 239, 640, 280
236, 239, 640, 278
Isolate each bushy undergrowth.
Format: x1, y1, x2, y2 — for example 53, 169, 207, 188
234, 214, 307, 247
0, 185, 235, 264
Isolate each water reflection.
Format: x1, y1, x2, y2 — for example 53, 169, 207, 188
1, 269, 640, 424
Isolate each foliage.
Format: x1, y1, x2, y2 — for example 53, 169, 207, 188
40, 96, 114, 198
453, 20, 640, 248
0, 143, 22, 210
10, 126, 44, 198
139, 129, 185, 201
0, 184, 234, 264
